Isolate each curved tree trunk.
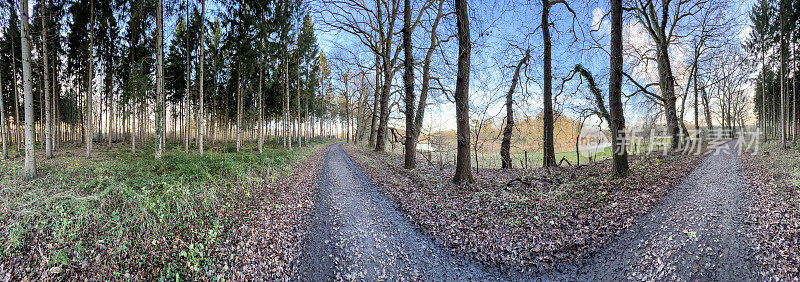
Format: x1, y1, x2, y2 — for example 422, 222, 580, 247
501, 50, 530, 169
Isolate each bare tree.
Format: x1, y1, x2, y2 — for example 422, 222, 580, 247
624, 0, 705, 150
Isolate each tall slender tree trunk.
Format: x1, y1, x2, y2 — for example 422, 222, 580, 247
541, 0, 556, 167
780, 5, 786, 148
0, 60, 7, 158
155, 0, 164, 159
762, 40, 767, 139
86, 0, 95, 158
258, 42, 264, 154
236, 67, 242, 152
198, 19, 205, 154
184, 0, 191, 154
297, 56, 302, 147
609, 0, 629, 177
453, 0, 473, 184
370, 55, 379, 147
11, 36, 20, 153
53, 60, 59, 150
42, 2, 52, 159
20, 0, 35, 178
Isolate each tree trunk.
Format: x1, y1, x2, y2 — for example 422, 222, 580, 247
11, 32, 21, 153
0, 54, 7, 158
86, 0, 95, 158
236, 67, 242, 152
198, 0, 205, 155
184, 0, 191, 153
402, 0, 416, 169
370, 55, 380, 147
297, 56, 302, 147
702, 86, 713, 131
780, 5, 786, 148
453, 0, 473, 184
42, 3, 52, 159
541, 1, 556, 167
609, 0, 629, 177
20, 0, 35, 178
155, 0, 164, 159
501, 50, 530, 169
258, 54, 264, 153
694, 63, 700, 137
648, 41, 680, 150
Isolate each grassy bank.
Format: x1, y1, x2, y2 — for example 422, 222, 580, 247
0, 141, 328, 279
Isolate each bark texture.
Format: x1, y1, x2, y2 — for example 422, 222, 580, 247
453, 0, 473, 184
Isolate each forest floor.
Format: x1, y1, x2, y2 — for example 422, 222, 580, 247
741, 141, 800, 279
0, 140, 329, 280
343, 140, 770, 280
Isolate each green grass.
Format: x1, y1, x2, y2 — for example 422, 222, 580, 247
0, 140, 327, 278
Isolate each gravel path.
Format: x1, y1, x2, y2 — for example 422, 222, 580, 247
543, 140, 759, 281
296, 144, 504, 281
298, 141, 758, 281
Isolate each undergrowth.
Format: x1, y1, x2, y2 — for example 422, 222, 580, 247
0, 140, 327, 279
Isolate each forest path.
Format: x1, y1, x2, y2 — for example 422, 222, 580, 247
296, 143, 504, 281
543, 140, 759, 281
